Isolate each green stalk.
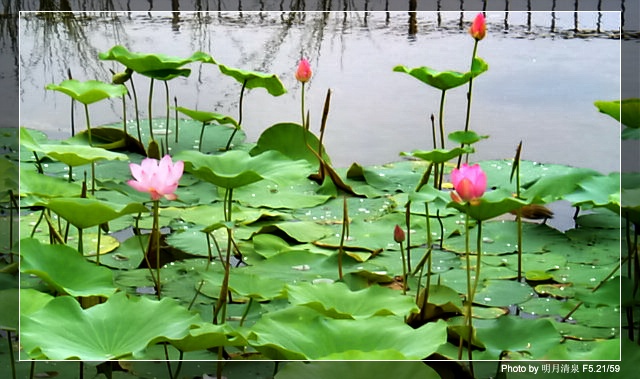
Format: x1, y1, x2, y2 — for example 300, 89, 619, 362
214, 188, 234, 324
458, 211, 471, 360
399, 241, 407, 295
437, 89, 447, 189
7, 330, 15, 379
225, 79, 247, 150
405, 202, 412, 273
148, 78, 155, 140
95, 225, 101, 265
129, 76, 142, 142
458, 39, 479, 168
164, 80, 170, 149
83, 103, 92, 146
239, 297, 254, 326
77, 227, 83, 255
152, 200, 161, 298
122, 95, 127, 135
198, 122, 206, 152
174, 96, 179, 143
338, 196, 348, 280
300, 82, 306, 128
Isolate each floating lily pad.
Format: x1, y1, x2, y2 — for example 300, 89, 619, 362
248, 306, 447, 360
472, 316, 562, 360
474, 279, 534, 307
518, 297, 577, 317
20, 292, 201, 360
545, 338, 620, 360
286, 281, 418, 319
444, 220, 568, 255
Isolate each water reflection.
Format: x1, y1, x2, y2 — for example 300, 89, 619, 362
17, 10, 621, 176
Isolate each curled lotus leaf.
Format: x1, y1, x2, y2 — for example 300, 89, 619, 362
98, 45, 216, 79
174, 106, 239, 128
45, 79, 127, 105
393, 57, 488, 91
218, 63, 287, 96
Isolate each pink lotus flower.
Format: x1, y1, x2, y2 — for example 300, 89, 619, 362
128, 155, 184, 201
450, 163, 487, 205
295, 58, 312, 83
393, 224, 405, 243
469, 13, 487, 41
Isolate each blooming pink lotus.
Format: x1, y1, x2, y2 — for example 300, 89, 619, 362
295, 58, 312, 83
469, 13, 487, 41
450, 163, 487, 205
128, 155, 184, 201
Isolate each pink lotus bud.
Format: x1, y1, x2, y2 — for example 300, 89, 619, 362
469, 13, 487, 41
450, 163, 487, 204
128, 155, 184, 201
295, 58, 312, 83
394, 224, 405, 243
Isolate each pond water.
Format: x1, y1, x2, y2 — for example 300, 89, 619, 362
19, 11, 620, 174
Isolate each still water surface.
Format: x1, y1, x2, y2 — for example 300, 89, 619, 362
19, 11, 620, 173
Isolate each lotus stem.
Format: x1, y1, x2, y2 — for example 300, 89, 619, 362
199, 122, 206, 152
95, 225, 101, 265
338, 196, 348, 280
29, 361, 35, 379
225, 79, 247, 151
8, 190, 17, 263
83, 103, 92, 146
239, 297, 254, 327
174, 96, 179, 143
458, 211, 471, 360
7, 330, 15, 379
405, 203, 412, 273
300, 82, 306, 128
148, 78, 155, 140
129, 76, 142, 142
152, 199, 161, 299
399, 240, 407, 295
163, 344, 174, 379
458, 39, 479, 168
121, 96, 127, 136
214, 188, 234, 325
164, 80, 170, 150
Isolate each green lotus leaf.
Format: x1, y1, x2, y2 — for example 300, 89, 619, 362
393, 57, 488, 91
250, 122, 331, 164
275, 361, 442, 379
37, 198, 148, 229
20, 238, 117, 298
573, 277, 620, 307
19, 169, 83, 199
520, 169, 603, 205
472, 316, 562, 360
174, 106, 239, 127
563, 172, 620, 212
233, 178, 331, 209
20, 292, 201, 360
473, 280, 534, 307
98, 45, 216, 77
176, 149, 313, 189
545, 339, 620, 360
444, 220, 568, 256
20, 128, 129, 167
0, 157, 18, 198
551, 320, 618, 341
594, 98, 640, 129
46, 79, 127, 105
286, 281, 419, 319
218, 63, 286, 96
402, 147, 473, 163
248, 306, 447, 360
518, 297, 577, 317
447, 188, 528, 221
0, 288, 18, 331
448, 130, 489, 145
168, 322, 247, 352
20, 289, 55, 316
228, 271, 287, 301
